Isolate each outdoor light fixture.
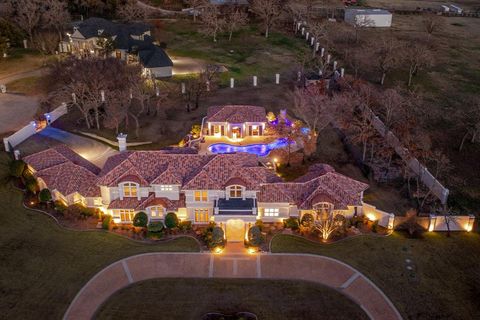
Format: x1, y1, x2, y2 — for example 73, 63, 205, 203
248, 248, 257, 254
366, 213, 376, 221
214, 247, 223, 254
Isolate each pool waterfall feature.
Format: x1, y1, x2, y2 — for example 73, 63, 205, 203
207, 138, 293, 157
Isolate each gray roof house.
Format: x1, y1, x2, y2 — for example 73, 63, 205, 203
61, 17, 173, 78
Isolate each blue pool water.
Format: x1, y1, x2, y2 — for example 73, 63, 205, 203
208, 138, 292, 157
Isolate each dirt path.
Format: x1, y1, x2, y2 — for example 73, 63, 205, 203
64, 252, 402, 320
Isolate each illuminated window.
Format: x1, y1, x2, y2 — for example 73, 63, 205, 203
264, 208, 280, 217
229, 185, 242, 198
194, 190, 208, 202
150, 206, 164, 218
123, 183, 138, 197
195, 209, 209, 222
118, 209, 135, 222
159, 185, 173, 191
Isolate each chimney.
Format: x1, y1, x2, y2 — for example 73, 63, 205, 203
117, 133, 127, 152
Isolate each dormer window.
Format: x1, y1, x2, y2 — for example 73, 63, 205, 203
229, 185, 243, 198
159, 185, 173, 191
194, 190, 208, 202
123, 182, 138, 197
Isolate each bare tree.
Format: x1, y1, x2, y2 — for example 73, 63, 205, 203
367, 36, 401, 85
225, 6, 248, 41
313, 208, 344, 241
40, 0, 71, 40
402, 41, 434, 87
199, 3, 225, 42
117, 0, 147, 22
351, 15, 374, 43
251, 0, 281, 38
307, 19, 329, 57
10, 0, 42, 44
186, 0, 206, 23
458, 100, 480, 151
422, 14, 445, 38
184, 64, 218, 112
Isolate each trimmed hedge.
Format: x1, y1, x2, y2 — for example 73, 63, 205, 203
38, 189, 52, 203
164, 212, 179, 229
248, 226, 264, 247
284, 217, 300, 230
102, 215, 112, 230
133, 211, 148, 227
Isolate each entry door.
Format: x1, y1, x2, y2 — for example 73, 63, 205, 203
226, 219, 245, 242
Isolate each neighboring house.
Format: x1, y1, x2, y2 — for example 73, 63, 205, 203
24, 146, 368, 242
60, 17, 173, 78
344, 8, 393, 27
205, 105, 267, 139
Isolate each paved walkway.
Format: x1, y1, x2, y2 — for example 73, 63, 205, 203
64, 252, 402, 320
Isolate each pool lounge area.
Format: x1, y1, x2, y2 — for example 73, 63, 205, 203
207, 138, 292, 157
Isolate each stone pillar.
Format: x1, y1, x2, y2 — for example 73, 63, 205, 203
100, 90, 105, 102
301, 27, 305, 36
333, 61, 337, 70
275, 73, 280, 84
181, 82, 186, 94
315, 42, 320, 52
428, 214, 437, 232
3, 138, 10, 152
340, 68, 345, 77
14, 150, 21, 160
253, 76, 257, 87
230, 78, 234, 88
320, 48, 325, 57
310, 37, 314, 46
117, 133, 127, 152
23, 39, 28, 49
326, 54, 331, 64
305, 32, 309, 40
318, 69, 323, 76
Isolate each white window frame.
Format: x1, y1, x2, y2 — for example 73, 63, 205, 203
264, 208, 280, 217
194, 208, 209, 223
117, 209, 135, 222
159, 185, 173, 191
149, 206, 165, 218
122, 182, 138, 197
194, 190, 208, 202
228, 185, 243, 198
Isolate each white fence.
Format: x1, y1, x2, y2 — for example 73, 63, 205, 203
3, 103, 68, 152
364, 107, 450, 205
362, 202, 395, 229
428, 214, 475, 232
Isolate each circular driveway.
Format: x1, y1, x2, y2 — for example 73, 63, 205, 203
63, 252, 402, 320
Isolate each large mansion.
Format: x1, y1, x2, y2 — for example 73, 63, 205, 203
60, 18, 173, 78
24, 145, 368, 240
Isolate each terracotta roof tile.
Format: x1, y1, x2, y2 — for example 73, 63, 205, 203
207, 105, 266, 123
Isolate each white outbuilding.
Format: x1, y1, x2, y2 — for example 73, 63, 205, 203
344, 8, 393, 28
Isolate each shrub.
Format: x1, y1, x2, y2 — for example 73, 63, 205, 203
202, 222, 225, 248
54, 200, 67, 213
25, 177, 38, 194
9, 160, 25, 178
164, 212, 179, 229
38, 189, 52, 203
255, 219, 264, 230
179, 220, 192, 231
248, 226, 264, 247
300, 213, 314, 227
63, 204, 97, 220
147, 221, 165, 239
132, 211, 148, 227
283, 217, 299, 230
102, 215, 112, 230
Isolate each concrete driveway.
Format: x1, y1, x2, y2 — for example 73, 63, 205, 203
64, 252, 402, 320
171, 56, 208, 75
0, 93, 39, 134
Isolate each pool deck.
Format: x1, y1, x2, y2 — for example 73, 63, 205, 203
198, 136, 278, 155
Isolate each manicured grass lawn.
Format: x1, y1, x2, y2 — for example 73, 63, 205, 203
0, 48, 51, 78
271, 233, 480, 320
95, 278, 368, 320
0, 153, 200, 319
5, 75, 47, 96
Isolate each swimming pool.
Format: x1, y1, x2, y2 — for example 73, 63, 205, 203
208, 138, 292, 157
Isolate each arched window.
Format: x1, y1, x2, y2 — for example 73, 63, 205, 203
313, 202, 333, 219
149, 206, 164, 218
122, 182, 138, 197
229, 185, 243, 198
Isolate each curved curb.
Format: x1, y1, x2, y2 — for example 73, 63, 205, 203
63, 252, 402, 320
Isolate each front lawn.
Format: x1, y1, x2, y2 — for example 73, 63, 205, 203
0, 153, 200, 319
271, 233, 480, 320
95, 278, 368, 320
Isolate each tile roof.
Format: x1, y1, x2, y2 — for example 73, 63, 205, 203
206, 105, 266, 123
258, 166, 368, 210
24, 144, 100, 174
108, 193, 185, 211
